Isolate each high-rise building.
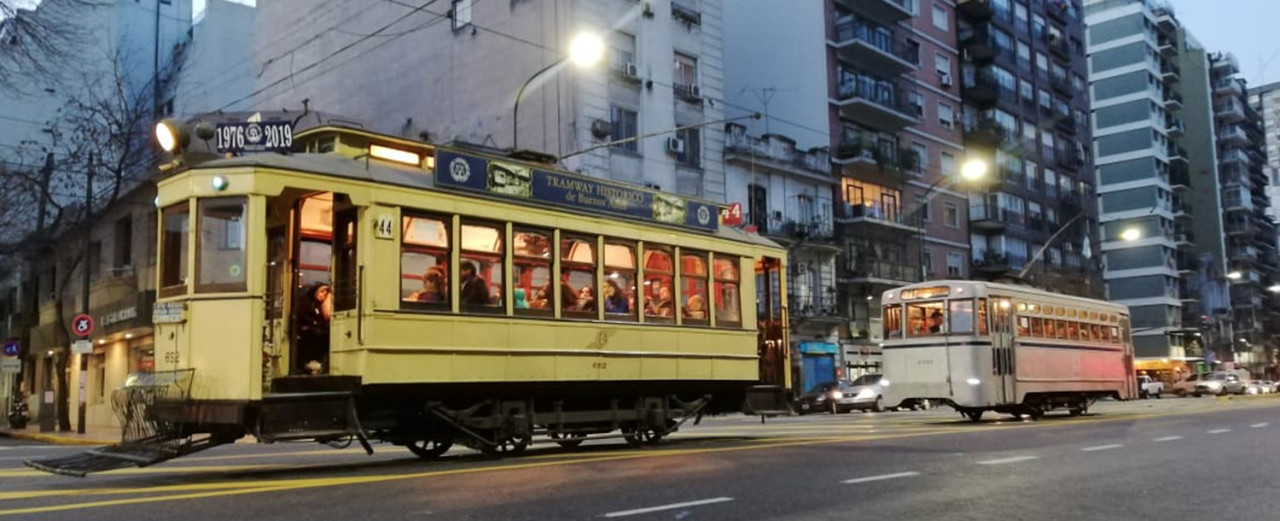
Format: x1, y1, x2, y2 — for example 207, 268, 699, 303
253, 0, 728, 201
958, 0, 1100, 297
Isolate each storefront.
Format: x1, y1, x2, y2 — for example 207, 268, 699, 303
798, 342, 839, 393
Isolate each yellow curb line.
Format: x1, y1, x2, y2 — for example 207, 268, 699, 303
0, 430, 114, 446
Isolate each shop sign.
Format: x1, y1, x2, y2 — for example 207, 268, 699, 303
101, 306, 138, 327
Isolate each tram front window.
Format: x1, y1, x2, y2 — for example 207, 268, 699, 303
906, 302, 946, 337
196, 197, 247, 293
883, 304, 903, 339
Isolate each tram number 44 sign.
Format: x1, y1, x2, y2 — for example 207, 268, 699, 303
72, 314, 94, 338
215, 121, 293, 154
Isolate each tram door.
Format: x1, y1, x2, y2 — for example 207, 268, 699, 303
756, 257, 788, 390
990, 297, 1016, 404
288, 193, 335, 375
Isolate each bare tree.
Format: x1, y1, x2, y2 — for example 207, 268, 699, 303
0, 0, 111, 93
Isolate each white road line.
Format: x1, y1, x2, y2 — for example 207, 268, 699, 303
1208, 428, 1232, 434
603, 497, 735, 518
841, 471, 921, 484
977, 455, 1039, 465
1081, 444, 1123, 452
1251, 422, 1269, 428
1153, 436, 1183, 442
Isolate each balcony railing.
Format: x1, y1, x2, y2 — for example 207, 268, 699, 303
845, 259, 922, 283
832, 17, 920, 66
781, 218, 835, 241
839, 202, 907, 225
788, 294, 841, 318
836, 76, 919, 117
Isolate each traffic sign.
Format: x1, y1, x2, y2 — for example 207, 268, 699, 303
72, 314, 94, 337
0, 358, 19, 374
71, 339, 92, 355
2, 339, 18, 357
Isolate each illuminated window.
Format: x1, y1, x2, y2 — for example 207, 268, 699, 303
713, 255, 741, 327
561, 235, 597, 318
513, 229, 552, 316
907, 302, 947, 337
401, 214, 450, 311
643, 245, 675, 322
459, 222, 504, 313
1030, 317, 1044, 337
977, 299, 988, 335
680, 252, 709, 324
602, 242, 637, 321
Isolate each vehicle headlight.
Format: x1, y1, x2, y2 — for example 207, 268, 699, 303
856, 388, 875, 400
966, 377, 982, 386
1206, 381, 1222, 388
879, 379, 891, 387
831, 391, 844, 399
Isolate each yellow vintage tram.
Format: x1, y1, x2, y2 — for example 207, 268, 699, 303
30, 120, 792, 476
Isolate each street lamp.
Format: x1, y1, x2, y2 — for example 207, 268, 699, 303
915, 158, 988, 279
512, 32, 604, 151
1267, 284, 1280, 293
1228, 271, 1243, 280
1120, 227, 1141, 242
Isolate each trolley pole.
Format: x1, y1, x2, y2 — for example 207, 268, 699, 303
77, 153, 94, 434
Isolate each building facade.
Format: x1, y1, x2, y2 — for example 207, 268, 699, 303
959, 0, 1101, 296
253, 0, 728, 201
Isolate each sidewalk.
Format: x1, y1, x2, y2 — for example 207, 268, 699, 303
0, 425, 118, 445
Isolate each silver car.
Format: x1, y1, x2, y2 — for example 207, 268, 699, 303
846, 373, 890, 412
1196, 372, 1247, 396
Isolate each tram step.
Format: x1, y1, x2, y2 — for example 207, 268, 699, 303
24, 434, 230, 478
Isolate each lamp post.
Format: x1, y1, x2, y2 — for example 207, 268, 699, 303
1017, 211, 1142, 279
913, 159, 988, 280
512, 33, 604, 151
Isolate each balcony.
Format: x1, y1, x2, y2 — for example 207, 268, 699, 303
1215, 77, 1244, 98
837, 202, 916, 232
1045, 0, 1069, 22
671, 2, 701, 25
1170, 166, 1190, 189
1215, 100, 1246, 123
1226, 219, 1254, 236
956, 0, 993, 21
1220, 148, 1249, 167
1211, 52, 1240, 75
1054, 114, 1077, 135
1218, 125, 1248, 146
1054, 149, 1082, 170
973, 252, 1025, 275
969, 204, 1012, 233
832, 76, 920, 130
1174, 231, 1194, 247
1158, 36, 1176, 56
789, 294, 842, 321
836, 0, 914, 22
1166, 117, 1185, 138
845, 259, 921, 284
1173, 199, 1192, 218
1164, 90, 1183, 110
962, 70, 1001, 108
780, 218, 836, 243
1154, 7, 1177, 33
831, 18, 919, 75
1050, 73, 1073, 97
725, 128, 832, 175
1166, 144, 1188, 165
1161, 61, 1181, 83
1230, 244, 1261, 260
960, 25, 998, 64
1176, 251, 1200, 273
1046, 33, 1071, 61
832, 139, 878, 167
963, 116, 1006, 147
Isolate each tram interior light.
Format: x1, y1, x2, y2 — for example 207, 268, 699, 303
370, 144, 421, 166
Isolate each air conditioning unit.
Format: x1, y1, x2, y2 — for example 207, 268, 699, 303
689, 85, 702, 99
624, 62, 639, 80
939, 71, 953, 88
590, 119, 611, 138
666, 137, 686, 154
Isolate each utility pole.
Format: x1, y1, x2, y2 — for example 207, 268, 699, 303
77, 153, 94, 434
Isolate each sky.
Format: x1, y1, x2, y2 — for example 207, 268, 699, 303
1166, 0, 1280, 87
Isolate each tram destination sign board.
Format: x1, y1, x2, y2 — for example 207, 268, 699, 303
214, 121, 294, 154
434, 150, 719, 232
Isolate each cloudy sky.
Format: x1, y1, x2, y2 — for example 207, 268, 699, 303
1166, 0, 1280, 87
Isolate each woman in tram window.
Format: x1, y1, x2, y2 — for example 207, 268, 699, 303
410, 266, 447, 303
684, 294, 707, 320
603, 279, 628, 313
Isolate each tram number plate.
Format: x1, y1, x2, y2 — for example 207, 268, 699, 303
214, 121, 294, 154
592, 361, 608, 370
374, 214, 394, 239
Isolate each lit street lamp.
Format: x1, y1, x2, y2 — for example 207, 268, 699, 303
1120, 227, 1141, 242
1228, 271, 1243, 280
1267, 284, 1280, 293
512, 33, 604, 151
916, 158, 988, 279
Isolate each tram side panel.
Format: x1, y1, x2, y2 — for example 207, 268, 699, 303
1012, 343, 1132, 403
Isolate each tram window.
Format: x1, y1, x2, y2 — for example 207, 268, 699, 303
1067, 322, 1081, 340
561, 235, 597, 318
195, 197, 247, 293
459, 222, 504, 313
1044, 319, 1057, 338
1100, 325, 1111, 343
643, 245, 675, 323
1111, 326, 1121, 343
1030, 317, 1044, 338
907, 302, 946, 336
160, 203, 190, 297
977, 299, 988, 335
604, 242, 637, 321
680, 252, 709, 325
401, 214, 450, 311
949, 300, 974, 334
1016, 316, 1030, 337
513, 229, 552, 316
884, 304, 903, 339
1090, 324, 1103, 342
332, 208, 358, 311
1055, 320, 1069, 340
298, 240, 332, 287
713, 255, 741, 327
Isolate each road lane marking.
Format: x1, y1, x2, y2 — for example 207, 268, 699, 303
603, 497, 734, 518
1207, 429, 1232, 434
1080, 444, 1123, 452
1251, 423, 1269, 428
977, 456, 1038, 465
1153, 436, 1183, 442
841, 471, 921, 484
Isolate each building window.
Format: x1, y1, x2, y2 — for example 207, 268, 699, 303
944, 202, 959, 227
674, 52, 699, 98
1025, 160, 1038, 190
451, 0, 473, 30
922, 247, 934, 276
675, 126, 701, 167
610, 106, 638, 152
947, 252, 963, 277
941, 152, 956, 176
908, 91, 925, 118
1017, 41, 1031, 71
748, 183, 768, 232
912, 142, 928, 173
915, 195, 929, 223
935, 53, 951, 78
938, 103, 954, 129
113, 216, 132, 269
610, 31, 636, 73
932, 4, 948, 31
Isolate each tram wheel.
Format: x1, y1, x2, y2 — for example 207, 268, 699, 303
482, 433, 531, 457
549, 432, 587, 449
962, 409, 983, 422
622, 426, 665, 447
407, 438, 453, 460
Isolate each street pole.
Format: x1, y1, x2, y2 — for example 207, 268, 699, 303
911, 176, 952, 281
512, 61, 563, 152
560, 113, 762, 161
77, 153, 94, 434
1018, 212, 1087, 279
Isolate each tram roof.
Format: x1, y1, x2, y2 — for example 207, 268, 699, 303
887, 280, 1129, 312
179, 151, 783, 249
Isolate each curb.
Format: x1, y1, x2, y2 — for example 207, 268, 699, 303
1215, 393, 1280, 402
0, 429, 114, 446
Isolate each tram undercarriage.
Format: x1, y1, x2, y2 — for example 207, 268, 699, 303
941, 391, 1123, 422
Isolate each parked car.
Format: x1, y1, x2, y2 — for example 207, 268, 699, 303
1246, 380, 1273, 395
846, 373, 890, 412
1138, 375, 1164, 399
1181, 372, 1247, 396
1170, 373, 1204, 397
796, 380, 857, 414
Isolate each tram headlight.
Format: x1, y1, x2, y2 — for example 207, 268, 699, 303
966, 377, 982, 386
155, 118, 188, 153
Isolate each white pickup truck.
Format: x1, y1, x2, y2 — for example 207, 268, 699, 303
1138, 375, 1164, 399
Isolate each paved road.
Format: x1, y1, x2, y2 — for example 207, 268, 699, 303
1, 396, 1277, 519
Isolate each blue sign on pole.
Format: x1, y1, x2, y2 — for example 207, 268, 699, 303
434, 150, 719, 232
3, 339, 19, 357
